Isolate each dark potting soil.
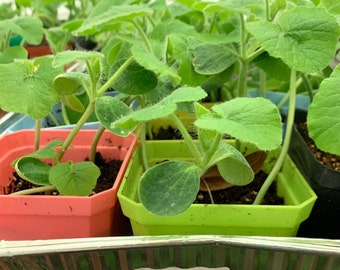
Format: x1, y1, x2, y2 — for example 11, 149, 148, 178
195, 170, 284, 205
5, 152, 122, 196
297, 122, 340, 171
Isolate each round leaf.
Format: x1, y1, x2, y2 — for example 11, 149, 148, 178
139, 161, 200, 216
49, 162, 100, 196
15, 157, 50, 186
246, 7, 339, 72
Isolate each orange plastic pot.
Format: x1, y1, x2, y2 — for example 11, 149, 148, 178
0, 129, 137, 240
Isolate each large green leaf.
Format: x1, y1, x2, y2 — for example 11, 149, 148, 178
49, 161, 100, 196
0, 56, 62, 119
308, 66, 340, 155
0, 46, 28, 63
195, 97, 282, 150
139, 160, 200, 216
246, 7, 339, 73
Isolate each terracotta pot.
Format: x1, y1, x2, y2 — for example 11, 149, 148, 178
0, 129, 137, 240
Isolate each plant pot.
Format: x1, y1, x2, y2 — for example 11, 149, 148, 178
118, 140, 317, 236
289, 124, 340, 239
0, 129, 137, 240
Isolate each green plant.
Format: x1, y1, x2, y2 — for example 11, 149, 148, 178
0, 16, 44, 63
109, 88, 282, 215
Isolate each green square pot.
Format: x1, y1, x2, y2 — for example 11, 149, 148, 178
118, 140, 317, 236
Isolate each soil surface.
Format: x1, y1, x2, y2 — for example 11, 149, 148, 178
5, 152, 122, 196
195, 170, 283, 205
297, 122, 340, 171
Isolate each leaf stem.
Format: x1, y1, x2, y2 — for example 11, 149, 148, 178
89, 125, 105, 162
57, 100, 95, 161
132, 21, 153, 54
253, 69, 296, 205
97, 56, 134, 97
34, 119, 41, 151
140, 121, 149, 171
9, 185, 56, 196
170, 113, 202, 165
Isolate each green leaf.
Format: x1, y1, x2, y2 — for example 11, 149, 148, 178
139, 160, 200, 216
96, 96, 135, 136
74, 4, 153, 35
30, 139, 63, 159
61, 94, 85, 113
192, 43, 238, 75
308, 66, 340, 155
214, 142, 254, 186
53, 50, 103, 68
54, 72, 90, 95
49, 162, 100, 196
0, 16, 43, 45
15, 157, 50, 186
203, 0, 264, 15
0, 46, 28, 64
195, 97, 282, 150
246, 7, 339, 73
114, 86, 207, 128
0, 56, 62, 119
110, 60, 158, 95
131, 44, 182, 85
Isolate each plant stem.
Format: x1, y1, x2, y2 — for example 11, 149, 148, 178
132, 21, 153, 54
237, 13, 248, 97
140, 121, 149, 171
34, 119, 41, 151
97, 56, 134, 97
259, 69, 266, 97
253, 69, 296, 205
10, 185, 56, 195
89, 125, 105, 162
201, 177, 214, 204
57, 101, 95, 161
200, 133, 222, 171
265, 0, 271, 21
170, 113, 202, 165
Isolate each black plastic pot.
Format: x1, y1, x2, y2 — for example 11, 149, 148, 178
288, 111, 340, 239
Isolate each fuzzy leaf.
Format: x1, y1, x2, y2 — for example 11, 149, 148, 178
110, 60, 158, 95
308, 66, 340, 155
0, 46, 28, 63
96, 96, 135, 136
61, 94, 85, 113
195, 97, 282, 150
49, 162, 100, 196
246, 7, 339, 73
192, 44, 238, 75
53, 50, 103, 68
139, 160, 200, 216
75, 4, 153, 35
0, 56, 62, 119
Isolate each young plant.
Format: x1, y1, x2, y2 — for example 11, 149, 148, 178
109, 87, 282, 216
0, 51, 135, 196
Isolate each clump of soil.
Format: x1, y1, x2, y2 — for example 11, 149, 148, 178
5, 152, 122, 196
195, 171, 283, 205
297, 122, 340, 171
